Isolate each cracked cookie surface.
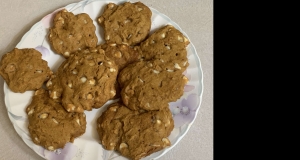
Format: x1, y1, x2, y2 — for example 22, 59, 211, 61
49, 9, 98, 58
0, 48, 52, 93
98, 2, 152, 46
26, 89, 86, 151
97, 102, 174, 160
118, 60, 188, 111
46, 47, 118, 112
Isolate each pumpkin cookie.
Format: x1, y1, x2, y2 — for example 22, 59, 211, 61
97, 102, 174, 160
98, 2, 152, 46
118, 60, 188, 111
136, 25, 190, 71
26, 89, 86, 151
48, 9, 98, 58
46, 47, 118, 112
0, 48, 52, 93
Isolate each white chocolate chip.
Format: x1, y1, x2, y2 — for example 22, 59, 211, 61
109, 43, 116, 46
39, 113, 48, 119
81, 77, 87, 83
152, 70, 160, 74
174, 63, 181, 70
68, 83, 72, 88
178, 36, 183, 42
110, 106, 118, 112
52, 118, 58, 124
67, 104, 75, 112
59, 41, 63, 45
122, 42, 129, 45
114, 51, 122, 58
28, 109, 34, 115
167, 69, 174, 72
64, 63, 69, 69
35, 70, 42, 73
76, 119, 81, 126
83, 19, 87, 24
162, 138, 170, 146
184, 36, 190, 46
107, 61, 112, 65
183, 61, 188, 66
105, 35, 110, 40
49, 34, 52, 37
90, 48, 97, 53
89, 79, 95, 85
64, 52, 70, 57
108, 3, 115, 9
127, 34, 132, 39
110, 143, 115, 146
147, 63, 153, 67
161, 33, 166, 38
48, 146, 54, 151
124, 19, 130, 24
51, 91, 58, 99
98, 17, 104, 23
110, 90, 116, 96
137, 7, 143, 11
165, 45, 171, 50
110, 68, 116, 72
35, 137, 39, 143
86, 94, 93, 99
156, 119, 162, 124
138, 78, 144, 83
119, 143, 128, 149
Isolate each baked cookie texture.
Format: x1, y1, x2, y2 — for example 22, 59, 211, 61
26, 89, 86, 151
98, 43, 140, 71
49, 9, 98, 58
0, 48, 52, 93
136, 25, 190, 71
97, 102, 174, 160
98, 2, 152, 46
98, 43, 141, 99
46, 48, 118, 113
118, 60, 188, 111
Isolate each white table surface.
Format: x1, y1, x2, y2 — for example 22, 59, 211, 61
0, 0, 213, 159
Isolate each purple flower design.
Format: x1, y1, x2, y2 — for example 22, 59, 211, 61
169, 93, 199, 128
183, 69, 195, 92
35, 45, 50, 58
44, 143, 78, 160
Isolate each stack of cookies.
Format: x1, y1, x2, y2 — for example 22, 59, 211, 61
0, 2, 190, 160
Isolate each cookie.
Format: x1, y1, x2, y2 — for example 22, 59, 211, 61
98, 43, 140, 71
26, 89, 86, 151
98, 2, 152, 46
0, 48, 52, 93
97, 102, 174, 160
118, 60, 188, 111
49, 9, 98, 58
97, 43, 140, 99
46, 47, 118, 112
136, 25, 190, 71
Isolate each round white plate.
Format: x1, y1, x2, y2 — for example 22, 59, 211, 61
3, 0, 203, 159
